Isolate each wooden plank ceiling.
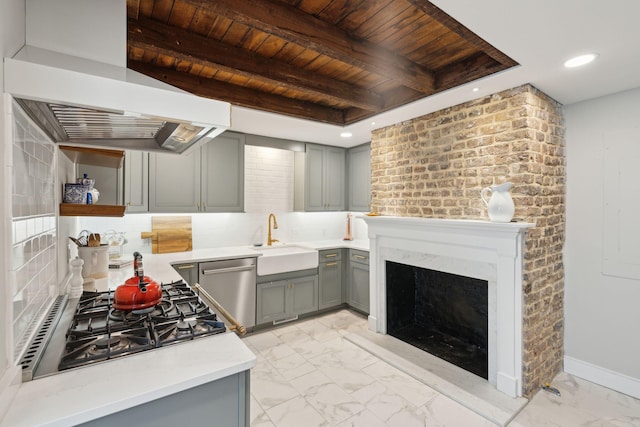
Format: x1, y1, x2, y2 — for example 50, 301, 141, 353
127, 0, 517, 126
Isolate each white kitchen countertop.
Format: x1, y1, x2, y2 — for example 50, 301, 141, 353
1, 240, 370, 426
90, 240, 369, 291
299, 239, 369, 252
1, 334, 255, 427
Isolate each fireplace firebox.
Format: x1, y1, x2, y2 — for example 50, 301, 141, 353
386, 261, 489, 379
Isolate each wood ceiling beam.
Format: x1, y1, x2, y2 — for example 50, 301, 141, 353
344, 86, 426, 125
435, 52, 509, 91
344, 53, 513, 124
405, 0, 518, 68
180, 0, 436, 93
128, 17, 382, 112
128, 60, 346, 125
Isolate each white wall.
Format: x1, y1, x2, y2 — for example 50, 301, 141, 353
564, 87, 640, 398
26, 0, 125, 66
78, 211, 366, 255
0, 0, 26, 416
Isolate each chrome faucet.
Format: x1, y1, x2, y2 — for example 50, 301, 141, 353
267, 213, 279, 246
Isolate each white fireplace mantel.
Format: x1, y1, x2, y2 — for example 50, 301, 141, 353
363, 215, 534, 397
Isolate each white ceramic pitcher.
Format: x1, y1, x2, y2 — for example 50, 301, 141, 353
480, 182, 515, 222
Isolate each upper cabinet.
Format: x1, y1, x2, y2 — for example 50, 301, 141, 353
304, 144, 345, 211
347, 143, 371, 212
148, 132, 245, 213
123, 150, 149, 213
201, 132, 245, 212
149, 148, 201, 212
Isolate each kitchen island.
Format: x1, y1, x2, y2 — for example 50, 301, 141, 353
1, 240, 370, 426
0, 247, 261, 427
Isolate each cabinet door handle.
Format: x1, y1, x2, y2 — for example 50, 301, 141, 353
177, 264, 195, 270
355, 255, 367, 260
325, 262, 337, 267
324, 253, 337, 258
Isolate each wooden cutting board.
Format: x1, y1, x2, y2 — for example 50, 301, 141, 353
141, 216, 193, 254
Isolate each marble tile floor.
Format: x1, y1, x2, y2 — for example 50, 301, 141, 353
242, 309, 640, 426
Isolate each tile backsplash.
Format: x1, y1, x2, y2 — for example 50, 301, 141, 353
10, 101, 58, 361
244, 145, 294, 213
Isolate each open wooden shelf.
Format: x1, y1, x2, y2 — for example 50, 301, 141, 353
60, 145, 125, 168
59, 203, 126, 217
59, 145, 126, 217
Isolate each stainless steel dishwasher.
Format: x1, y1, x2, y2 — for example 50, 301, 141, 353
198, 257, 257, 329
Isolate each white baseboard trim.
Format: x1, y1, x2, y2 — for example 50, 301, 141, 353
0, 365, 21, 422
564, 355, 640, 399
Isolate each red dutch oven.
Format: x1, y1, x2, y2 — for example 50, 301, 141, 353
113, 252, 163, 311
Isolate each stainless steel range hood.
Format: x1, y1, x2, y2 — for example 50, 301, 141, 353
4, 45, 231, 155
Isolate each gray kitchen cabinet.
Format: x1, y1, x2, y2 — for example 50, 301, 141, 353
173, 262, 197, 285
257, 280, 289, 324
256, 272, 319, 325
201, 132, 245, 212
80, 371, 249, 427
123, 150, 148, 212
305, 143, 345, 211
148, 132, 245, 213
347, 143, 371, 212
291, 275, 319, 315
319, 249, 344, 309
348, 249, 370, 314
149, 149, 201, 212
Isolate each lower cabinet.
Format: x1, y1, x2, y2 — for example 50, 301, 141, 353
318, 249, 344, 309
257, 273, 318, 325
348, 249, 370, 314
82, 371, 249, 427
256, 248, 369, 326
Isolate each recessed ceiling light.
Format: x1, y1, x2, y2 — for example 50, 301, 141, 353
340, 132, 353, 138
371, 121, 376, 126
472, 87, 480, 92
564, 53, 598, 68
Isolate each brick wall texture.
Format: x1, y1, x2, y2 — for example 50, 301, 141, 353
370, 84, 565, 397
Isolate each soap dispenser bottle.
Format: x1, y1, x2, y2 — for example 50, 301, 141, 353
343, 213, 353, 241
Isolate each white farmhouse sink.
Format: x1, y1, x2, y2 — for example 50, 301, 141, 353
251, 244, 318, 276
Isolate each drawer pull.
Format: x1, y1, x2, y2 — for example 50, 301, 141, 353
176, 264, 195, 270
325, 262, 338, 267
354, 255, 367, 260
324, 253, 338, 258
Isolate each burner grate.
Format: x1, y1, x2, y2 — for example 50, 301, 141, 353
57, 280, 225, 371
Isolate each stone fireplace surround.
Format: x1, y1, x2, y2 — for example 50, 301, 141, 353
363, 215, 533, 398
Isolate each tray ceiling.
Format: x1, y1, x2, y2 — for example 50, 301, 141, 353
126, 0, 517, 126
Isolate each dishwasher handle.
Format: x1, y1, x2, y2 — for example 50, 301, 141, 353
193, 283, 247, 336
201, 265, 256, 275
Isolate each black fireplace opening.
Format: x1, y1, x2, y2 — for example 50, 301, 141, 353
386, 261, 489, 379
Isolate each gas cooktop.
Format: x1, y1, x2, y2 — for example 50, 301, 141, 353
58, 279, 226, 371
